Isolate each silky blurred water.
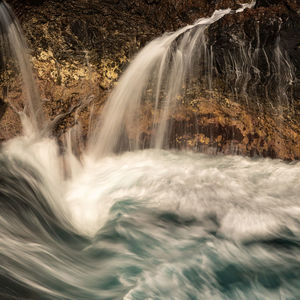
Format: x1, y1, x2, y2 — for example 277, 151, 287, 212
1, 137, 300, 300
1, 1, 299, 299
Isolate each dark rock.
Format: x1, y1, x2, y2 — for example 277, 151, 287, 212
0, 0, 299, 159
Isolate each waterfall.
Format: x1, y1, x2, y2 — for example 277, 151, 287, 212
1, 1, 300, 299
88, 2, 256, 158
0, 0, 44, 135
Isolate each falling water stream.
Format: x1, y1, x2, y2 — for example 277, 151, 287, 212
0, 0, 44, 134
1, 1, 300, 299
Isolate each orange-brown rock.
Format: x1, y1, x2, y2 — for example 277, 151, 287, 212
0, 0, 299, 160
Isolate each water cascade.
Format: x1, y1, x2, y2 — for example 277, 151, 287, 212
88, 0, 296, 158
88, 8, 226, 157
1, 1, 300, 299
0, 0, 44, 135
89, 2, 257, 158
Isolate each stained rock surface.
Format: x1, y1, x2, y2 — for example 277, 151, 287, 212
0, 0, 300, 159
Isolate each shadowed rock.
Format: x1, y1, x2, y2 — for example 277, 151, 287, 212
0, 0, 299, 159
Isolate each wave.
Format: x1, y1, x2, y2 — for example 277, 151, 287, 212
1, 141, 300, 299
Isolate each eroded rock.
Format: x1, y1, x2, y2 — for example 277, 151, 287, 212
0, 0, 299, 159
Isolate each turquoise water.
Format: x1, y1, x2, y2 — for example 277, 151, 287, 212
1, 1, 298, 298
1, 140, 300, 299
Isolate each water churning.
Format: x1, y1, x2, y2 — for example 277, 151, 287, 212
0, 1, 300, 299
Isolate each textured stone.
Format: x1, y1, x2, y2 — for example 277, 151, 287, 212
0, 0, 300, 159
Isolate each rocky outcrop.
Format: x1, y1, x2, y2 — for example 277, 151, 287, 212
0, 0, 300, 159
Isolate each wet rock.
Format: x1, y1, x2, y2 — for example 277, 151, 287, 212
208, 1, 300, 103
0, 0, 300, 160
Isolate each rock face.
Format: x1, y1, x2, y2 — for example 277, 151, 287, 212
1, 0, 300, 159
209, 0, 300, 103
